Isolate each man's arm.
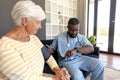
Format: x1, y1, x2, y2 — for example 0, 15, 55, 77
65, 34, 94, 57
45, 44, 55, 54
76, 35, 94, 54
65, 45, 94, 57
76, 45, 94, 54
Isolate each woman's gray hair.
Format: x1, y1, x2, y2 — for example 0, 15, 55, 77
11, 0, 46, 26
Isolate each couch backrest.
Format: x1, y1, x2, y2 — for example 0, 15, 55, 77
41, 40, 53, 46
41, 39, 99, 60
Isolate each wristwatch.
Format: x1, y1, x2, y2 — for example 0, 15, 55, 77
74, 48, 79, 52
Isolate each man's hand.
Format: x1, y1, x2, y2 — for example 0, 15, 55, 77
65, 49, 77, 57
46, 44, 54, 54
53, 67, 70, 80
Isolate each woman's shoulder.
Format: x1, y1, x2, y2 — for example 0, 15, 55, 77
0, 36, 12, 50
30, 35, 39, 39
0, 36, 9, 43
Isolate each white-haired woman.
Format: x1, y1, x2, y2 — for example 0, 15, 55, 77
0, 0, 70, 80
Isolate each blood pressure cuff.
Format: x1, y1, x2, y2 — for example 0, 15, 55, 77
41, 46, 51, 61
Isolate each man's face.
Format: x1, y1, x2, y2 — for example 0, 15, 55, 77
67, 24, 79, 38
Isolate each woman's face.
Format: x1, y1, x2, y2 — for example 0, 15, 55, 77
25, 18, 41, 35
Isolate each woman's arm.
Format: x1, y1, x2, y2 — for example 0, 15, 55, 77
0, 43, 53, 80
46, 56, 70, 80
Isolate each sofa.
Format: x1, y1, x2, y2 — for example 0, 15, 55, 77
41, 39, 100, 78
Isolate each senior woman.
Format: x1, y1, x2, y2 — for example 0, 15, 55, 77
0, 0, 70, 80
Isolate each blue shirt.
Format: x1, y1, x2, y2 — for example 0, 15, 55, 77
50, 31, 92, 62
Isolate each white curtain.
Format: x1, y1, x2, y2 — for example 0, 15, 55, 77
77, 0, 88, 35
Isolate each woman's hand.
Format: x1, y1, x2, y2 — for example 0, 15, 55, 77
53, 67, 70, 80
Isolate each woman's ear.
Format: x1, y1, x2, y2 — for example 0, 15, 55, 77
21, 17, 27, 26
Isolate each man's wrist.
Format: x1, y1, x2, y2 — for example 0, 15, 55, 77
74, 48, 79, 52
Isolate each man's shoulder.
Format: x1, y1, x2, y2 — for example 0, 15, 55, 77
54, 32, 67, 41
57, 31, 67, 37
77, 33, 85, 37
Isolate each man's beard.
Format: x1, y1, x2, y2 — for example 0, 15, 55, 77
69, 35, 77, 38
68, 32, 77, 38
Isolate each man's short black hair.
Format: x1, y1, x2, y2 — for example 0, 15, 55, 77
68, 18, 79, 25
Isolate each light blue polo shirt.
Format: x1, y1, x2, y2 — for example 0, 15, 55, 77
50, 31, 92, 62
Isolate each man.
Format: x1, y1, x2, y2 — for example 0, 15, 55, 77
47, 18, 104, 80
